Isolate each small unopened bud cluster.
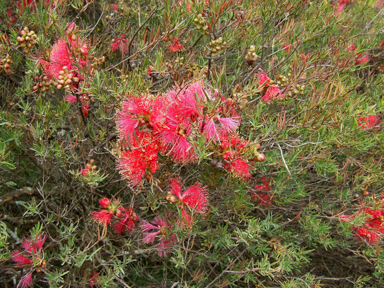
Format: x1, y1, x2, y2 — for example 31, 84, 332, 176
0, 55, 12, 74
194, 14, 209, 34
208, 37, 227, 54
175, 57, 184, 66
106, 12, 116, 21
231, 92, 248, 110
17, 27, 38, 54
245, 45, 258, 65
166, 190, 178, 204
91, 56, 105, 69
286, 83, 305, 97
121, 74, 130, 83
270, 74, 288, 86
53, 66, 79, 90
33, 75, 53, 92
87, 159, 97, 172
210, 158, 223, 169
252, 143, 265, 162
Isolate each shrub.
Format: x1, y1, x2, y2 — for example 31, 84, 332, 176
1, 0, 384, 287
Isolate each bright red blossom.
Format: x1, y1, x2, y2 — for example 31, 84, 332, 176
169, 38, 185, 52
357, 114, 381, 130
10, 234, 47, 288
169, 178, 209, 213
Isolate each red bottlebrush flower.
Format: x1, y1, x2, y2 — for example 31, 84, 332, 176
111, 4, 118, 11
11, 251, 33, 264
258, 69, 271, 87
118, 132, 161, 186
113, 207, 138, 234
251, 178, 273, 206
169, 178, 209, 213
283, 43, 293, 52
111, 34, 128, 53
99, 197, 111, 209
356, 227, 380, 245
10, 234, 47, 288
169, 38, 185, 52
254, 177, 271, 191
91, 210, 112, 226
220, 134, 253, 178
357, 114, 381, 130
261, 86, 285, 103
89, 271, 99, 287
355, 53, 369, 65
147, 67, 153, 75
21, 234, 47, 254
80, 166, 92, 177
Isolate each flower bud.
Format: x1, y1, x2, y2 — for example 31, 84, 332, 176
115, 209, 122, 217
257, 154, 265, 162
57, 84, 63, 90
99, 197, 111, 208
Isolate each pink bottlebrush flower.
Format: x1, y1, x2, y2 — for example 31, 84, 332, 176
143, 231, 160, 244
117, 95, 157, 138
157, 234, 177, 256
11, 251, 33, 264
65, 95, 77, 103
348, 44, 356, 51
357, 114, 381, 130
177, 208, 193, 228
258, 69, 271, 87
91, 210, 112, 226
113, 207, 138, 234
111, 34, 128, 53
141, 217, 176, 256
335, 0, 351, 14
355, 53, 369, 65
19, 272, 33, 288
219, 117, 241, 133
141, 218, 163, 244
169, 178, 209, 213
99, 197, 111, 209
89, 271, 99, 287
169, 38, 185, 53
261, 86, 285, 103
40, 24, 89, 80
202, 115, 240, 142
118, 132, 161, 186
